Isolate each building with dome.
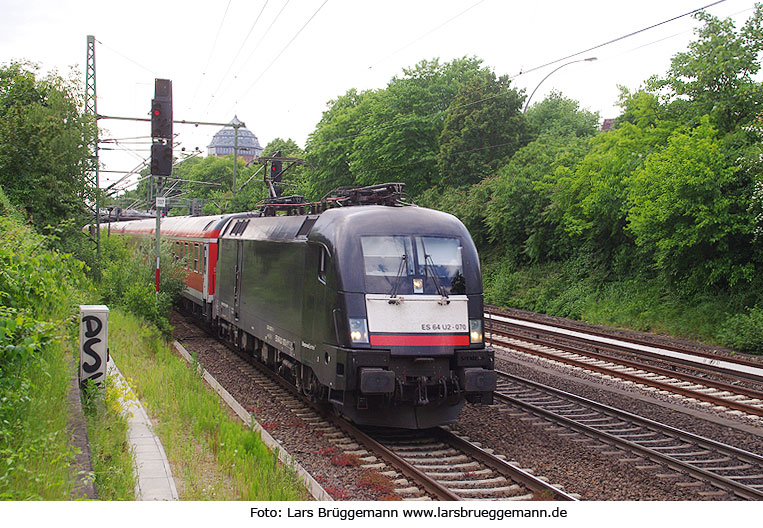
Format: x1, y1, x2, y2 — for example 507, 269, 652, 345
207, 116, 263, 162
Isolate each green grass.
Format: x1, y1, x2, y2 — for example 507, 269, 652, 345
0, 339, 79, 499
0, 209, 95, 500
107, 309, 308, 500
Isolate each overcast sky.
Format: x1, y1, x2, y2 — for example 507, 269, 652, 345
1, 0, 759, 191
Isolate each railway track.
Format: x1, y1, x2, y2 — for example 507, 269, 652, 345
244, 357, 576, 501
485, 309, 763, 419
174, 317, 575, 501
348, 425, 578, 501
485, 308, 763, 382
494, 370, 763, 500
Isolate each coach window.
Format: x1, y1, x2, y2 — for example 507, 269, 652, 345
184, 242, 189, 269
194, 243, 199, 273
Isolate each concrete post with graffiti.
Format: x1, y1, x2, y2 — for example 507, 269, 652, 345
79, 305, 109, 386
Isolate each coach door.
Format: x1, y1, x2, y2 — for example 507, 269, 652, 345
233, 240, 244, 321
202, 243, 209, 301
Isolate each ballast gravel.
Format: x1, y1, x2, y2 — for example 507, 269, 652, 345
170, 312, 762, 501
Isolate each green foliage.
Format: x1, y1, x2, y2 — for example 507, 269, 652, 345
306, 57, 523, 197
656, 5, 763, 133
484, 256, 599, 319
305, 88, 368, 198
0, 62, 95, 243
261, 137, 312, 199
486, 132, 590, 263
718, 306, 763, 353
525, 90, 601, 137
556, 122, 656, 259
0, 212, 93, 499
423, 93, 597, 265
109, 310, 306, 499
437, 69, 528, 186
82, 376, 136, 499
417, 182, 494, 248
627, 117, 752, 289
99, 235, 185, 334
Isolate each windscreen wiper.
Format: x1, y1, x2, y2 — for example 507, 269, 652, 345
388, 254, 408, 303
423, 252, 449, 304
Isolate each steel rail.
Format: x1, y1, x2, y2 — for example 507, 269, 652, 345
327, 416, 462, 501
491, 328, 763, 402
489, 331, 763, 418
186, 314, 557, 501
215, 328, 464, 500
486, 307, 763, 380
495, 370, 763, 501
217, 324, 572, 500
432, 428, 578, 501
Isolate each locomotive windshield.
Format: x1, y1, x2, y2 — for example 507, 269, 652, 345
360, 235, 465, 295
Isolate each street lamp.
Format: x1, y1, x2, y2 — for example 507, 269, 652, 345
523, 57, 598, 114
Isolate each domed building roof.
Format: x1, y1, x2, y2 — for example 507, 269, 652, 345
207, 116, 263, 161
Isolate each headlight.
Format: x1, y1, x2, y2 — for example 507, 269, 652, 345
469, 318, 483, 344
349, 318, 369, 344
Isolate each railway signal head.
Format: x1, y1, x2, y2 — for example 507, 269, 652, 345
151, 142, 173, 179
151, 79, 173, 139
151, 98, 172, 139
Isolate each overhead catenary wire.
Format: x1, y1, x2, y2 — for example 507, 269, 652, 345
367, 0, 488, 71
306, 0, 736, 151
224, 0, 329, 115
208, 0, 271, 105
189, 0, 234, 109
238, 0, 293, 75
204, 0, 293, 115
95, 0, 740, 187
346, 85, 763, 180
94, 38, 160, 77
511, 0, 729, 79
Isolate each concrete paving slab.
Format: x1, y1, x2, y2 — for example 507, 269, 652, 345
108, 360, 179, 501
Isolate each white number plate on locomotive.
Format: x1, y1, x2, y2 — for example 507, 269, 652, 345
365, 294, 468, 334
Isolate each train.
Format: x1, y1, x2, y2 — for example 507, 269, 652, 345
106, 183, 495, 428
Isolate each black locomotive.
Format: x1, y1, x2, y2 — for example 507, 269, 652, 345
112, 183, 496, 428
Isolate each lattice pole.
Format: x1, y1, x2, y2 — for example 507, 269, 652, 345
85, 35, 101, 270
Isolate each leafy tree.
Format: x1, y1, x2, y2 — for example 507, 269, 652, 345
437, 69, 528, 187
653, 4, 763, 133
165, 155, 263, 215
627, 117, 753, 289
417, 181, 494, 249
484, 94, 598, 263
305, 88, 368, 198
0, 61, 95, 252
525, 90, 601, 138
307, 57, 497, 197
349, 58, 486, 195
555, 122, 649, 262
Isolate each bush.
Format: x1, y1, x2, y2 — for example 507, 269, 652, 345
718, 306, 763, 354
0, 210, 92, 498
99, 235, 185, 334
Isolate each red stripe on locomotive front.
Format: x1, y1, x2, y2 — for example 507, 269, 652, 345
369, 334, 470, 347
